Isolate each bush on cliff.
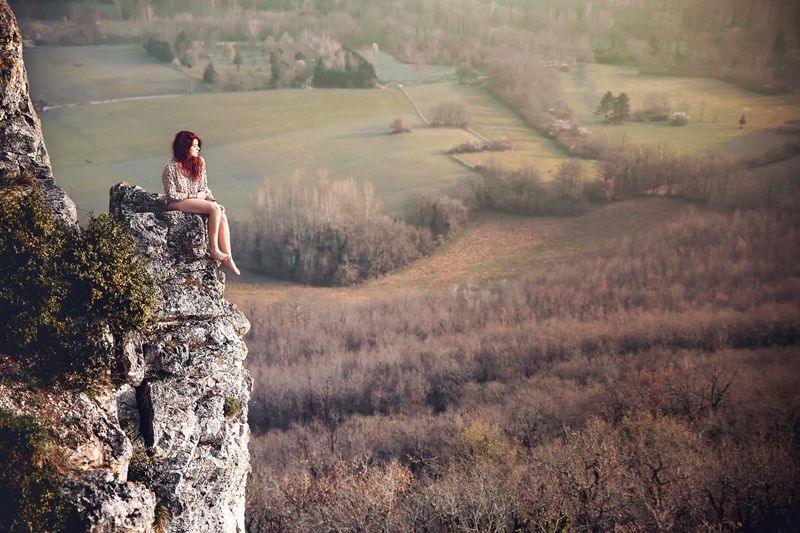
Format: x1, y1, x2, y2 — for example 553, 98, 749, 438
0, 187, 156, 387
0, 408, 66, 533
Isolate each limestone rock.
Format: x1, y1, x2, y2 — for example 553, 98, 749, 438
64, 471, 157, 533
0, 0, 53, 182
110, 182, 252, 533
1, 2, 251, 529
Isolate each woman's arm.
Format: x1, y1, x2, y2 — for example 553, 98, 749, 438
162, 161, 187, 202
199, 157, 216, 201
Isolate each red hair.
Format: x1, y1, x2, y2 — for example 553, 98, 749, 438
172, 130, 203, 182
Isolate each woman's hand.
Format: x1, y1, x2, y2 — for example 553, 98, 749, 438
197, 191, 207, 200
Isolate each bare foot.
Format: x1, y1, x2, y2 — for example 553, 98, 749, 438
210, 250, 229, 262
222, 255, 241, 276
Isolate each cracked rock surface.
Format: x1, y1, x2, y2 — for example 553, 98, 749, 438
0, 0, 53, 182
110, 183, 252, 533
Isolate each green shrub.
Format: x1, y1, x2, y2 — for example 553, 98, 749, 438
128, 445, 156, 484
0, 409, 66, 533
0, 188, 157, 387
224, 397, 243, 419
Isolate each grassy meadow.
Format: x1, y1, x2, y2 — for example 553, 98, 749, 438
38, 87, 480, 216
562, 63, 800, 157
367, 49, 456, 85
405, 81, 573, 177
23, 44, 200, 105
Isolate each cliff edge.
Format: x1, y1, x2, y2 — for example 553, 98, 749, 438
0, 1, 251, 530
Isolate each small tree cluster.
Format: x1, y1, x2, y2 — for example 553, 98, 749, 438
596, 90, 631, 124
312, 47, 377, 88
430, 102, 470, 128
634, 91, 671, 121
600, 144, 739, 202
143, 37, 174, 63
468, 162, 589, 216
401, 191, 468, 238
232, 177, 443, 285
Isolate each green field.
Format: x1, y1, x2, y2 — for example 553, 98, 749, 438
562, 63, 800, 157
404, 81, 573, 178
24, 45, 199, 105
30, 46, 798, 220
366, 50, 456, 85
39, 88, 478, 216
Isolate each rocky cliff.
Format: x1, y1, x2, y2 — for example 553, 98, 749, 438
0, 1, 252, 530
105, 183, 252, 533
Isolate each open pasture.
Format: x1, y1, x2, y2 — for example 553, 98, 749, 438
366, 49, 456, 85
562, 63, 800, 157
404, 81, 573, 178
39, 88, 478, 216
23, 44, 199, 105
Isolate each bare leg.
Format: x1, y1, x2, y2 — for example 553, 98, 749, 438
167, 199, 227, 261
217, 210, 240, 275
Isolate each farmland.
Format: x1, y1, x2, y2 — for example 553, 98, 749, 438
562, 63, 800, 157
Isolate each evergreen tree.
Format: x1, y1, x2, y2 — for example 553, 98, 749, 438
596, 90, 615, 122
174, 30, 191, 59
610, 92, 631, 124
269, 52, 281, 88
233, 47, 243, 71
203, 59, 218, 84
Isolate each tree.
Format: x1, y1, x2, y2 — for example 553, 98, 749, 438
595, 91, 615, 122
203, 60, 218, 84
430, 102, 470, 128
173, 30, 191, 61
555, 160, 584, 202
269, 52, 281, 88
609, 92, 630, 124
390, 117, 411, 134
233, 47, 243, 71
457, 64, 478, 85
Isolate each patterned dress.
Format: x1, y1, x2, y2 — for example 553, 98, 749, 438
161, 156, 216, 204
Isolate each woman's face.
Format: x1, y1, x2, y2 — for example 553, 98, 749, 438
189, 138, 200, 158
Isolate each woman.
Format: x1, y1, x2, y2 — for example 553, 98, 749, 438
162, 130, 240, 276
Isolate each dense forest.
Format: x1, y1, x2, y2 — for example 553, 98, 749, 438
242, 199, 800, 531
